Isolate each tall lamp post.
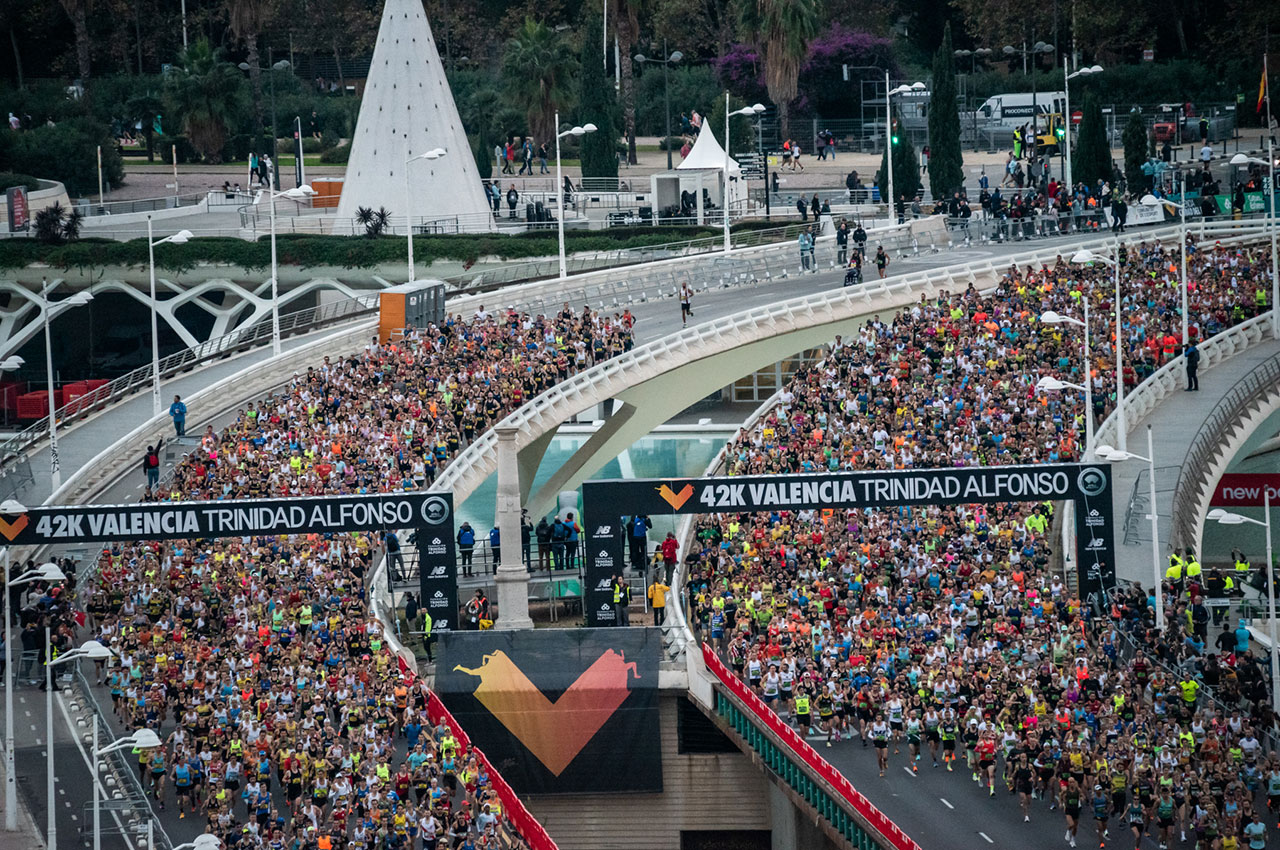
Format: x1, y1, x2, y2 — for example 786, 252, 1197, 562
1040, 304, 1094, 457
1209, 498, 1279, 715
1229, 153, 1278, 337
238, 52, 292, 191
266, 185, 316, 357
886, 81, 925, 227
1002, 41, 1053, 142
92, 728, 161, 850
4, 558, 61, 832
953, 47, 994, 75
1071, 247, 1126, 452
1140, 193, 1188, 345
145, 219, 192, 417
722, 97, 766, 253
1063, 62, 1104, 187
404, 148, 447, 285
634, 46, 683, 169
554, 114, 597, 280
38, 280, 94, 492
1096, 427, 1164, 630
44, 637, 112, 850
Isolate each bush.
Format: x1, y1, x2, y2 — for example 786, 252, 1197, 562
657, 135, 687, 151
157, 135, 198, 164
319, 144, 350, 164
0, 173, 42, 192
3, 117, 125, 196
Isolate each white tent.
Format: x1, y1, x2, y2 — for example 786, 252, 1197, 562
648, 124, 748, 224
335, 0, 493, 231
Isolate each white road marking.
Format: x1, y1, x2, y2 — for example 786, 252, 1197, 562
940, 798, 954, 809
978, 832, 994, 844
54, 692, 135, 850
903, 766, 914, 776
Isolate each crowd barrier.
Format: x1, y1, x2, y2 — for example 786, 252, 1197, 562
424, 688, 559, 850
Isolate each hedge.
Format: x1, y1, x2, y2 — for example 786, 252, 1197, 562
0, 173, 41, 192
0, 224, 794, 273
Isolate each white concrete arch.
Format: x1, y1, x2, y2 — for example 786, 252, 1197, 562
430, 231, 1140, 518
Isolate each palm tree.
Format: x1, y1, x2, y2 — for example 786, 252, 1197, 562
227, 0, 270, 144
164, 41, 249, 163
736, 0, 819, 139
501, 18, 578, 145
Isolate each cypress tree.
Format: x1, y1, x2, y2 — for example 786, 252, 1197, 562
577, 13, 619, 179
1122, 112, 1149, 194
1072, 92, 1112, 190
877, 106, 921, 212
927, 23, 964, 201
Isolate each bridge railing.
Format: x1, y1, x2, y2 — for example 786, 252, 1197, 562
703, 645, 921, 850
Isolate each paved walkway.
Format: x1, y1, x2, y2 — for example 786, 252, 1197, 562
1110, 335, 1280, 587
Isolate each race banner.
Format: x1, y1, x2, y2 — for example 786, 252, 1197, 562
0, 491, 454, 545
418, 524, 459, 633
1210, 473, 1280, 507
584, 518, 625, 627
583, 463, 1115, 608
438, 628, 662, 794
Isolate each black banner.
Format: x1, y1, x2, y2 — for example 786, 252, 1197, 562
0, 491, 454, 545
418, 525, 459, 633
584, 518, 625, 627
583, 463, 1115, 606
438, 628, 662, 794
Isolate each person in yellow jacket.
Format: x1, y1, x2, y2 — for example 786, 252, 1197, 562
648, 578, 670, 626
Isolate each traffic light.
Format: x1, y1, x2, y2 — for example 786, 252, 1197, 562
1055, 125, 1066, 139
891, 119, 900, 145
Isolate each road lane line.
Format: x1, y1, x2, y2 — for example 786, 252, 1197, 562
978, 832, 993, 844
939, 798, 954, 809
903, 766, 914, 777
55, 692, 135, 850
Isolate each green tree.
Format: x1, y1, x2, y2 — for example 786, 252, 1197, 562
735, 0, 820, 139
58, 0, 92, 87
1072, 91, 1111, 189
927, 22, 964, 200
877, 107, 920, 210
1122, 112, 1149, 194
164, 41, 248, 163
577, 12, 619, 179
227, 0, 271, 149
5, 117, 124, 196
501, 18, 578, 146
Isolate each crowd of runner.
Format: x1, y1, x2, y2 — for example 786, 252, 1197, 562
686, 238, 1280, 849
59, 304, 639, 850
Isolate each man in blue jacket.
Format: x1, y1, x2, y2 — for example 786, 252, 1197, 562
457, 522, 476, 577
629, 515, 652, 571
169, 394, 187, 437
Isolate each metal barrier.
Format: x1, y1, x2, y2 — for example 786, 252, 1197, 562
75, 192, 207, 218
0, 293, 379, 470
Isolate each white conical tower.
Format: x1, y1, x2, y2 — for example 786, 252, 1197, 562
335, 0, 494, 231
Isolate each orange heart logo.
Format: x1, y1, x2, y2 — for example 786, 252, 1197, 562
656, 483, 694, 510
454, 649, 638, 775
0, 514, 28, 542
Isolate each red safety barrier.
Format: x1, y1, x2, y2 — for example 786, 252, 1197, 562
701, 644, 922, 850
426, 690, 559, 850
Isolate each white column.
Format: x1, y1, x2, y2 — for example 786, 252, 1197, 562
1147, 426, 1163, 632
556, 112, 567, 280
147, 217, 162, 417
1114, 247, 1126, 453
885, 71, 895, 229
42, 279, 60, 491
493, 426, 534, 629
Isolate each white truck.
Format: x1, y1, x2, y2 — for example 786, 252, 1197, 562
971, 91, 1068, 128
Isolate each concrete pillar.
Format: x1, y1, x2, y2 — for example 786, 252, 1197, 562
768, 781, 796, 850
493, 425, 534, 629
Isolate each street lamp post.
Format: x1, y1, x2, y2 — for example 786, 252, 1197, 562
953, 47, 993, 75
44, 635, 111, 850
555, 114, 597, 279
1229, 153, 1278, 337
4, 557, 60, 832
633, 46, 683, 170
238, 52, 291, 191
1141, 193, 1188, 346
38, 280, 93, 492
145, 219, 192, 417
723, 97, 766, 253
1003, 41, 1053, 143
1071, 247, 1125, 453
93, 728, 161, 850
1096, 426, 1163, 631
266, 185, 316, 357
404, 149, 447, 285
1063, 61, 1104, 187
886, 81, 925, 227
1040, 303, 1094, 457
1209, 496, 1279, 715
